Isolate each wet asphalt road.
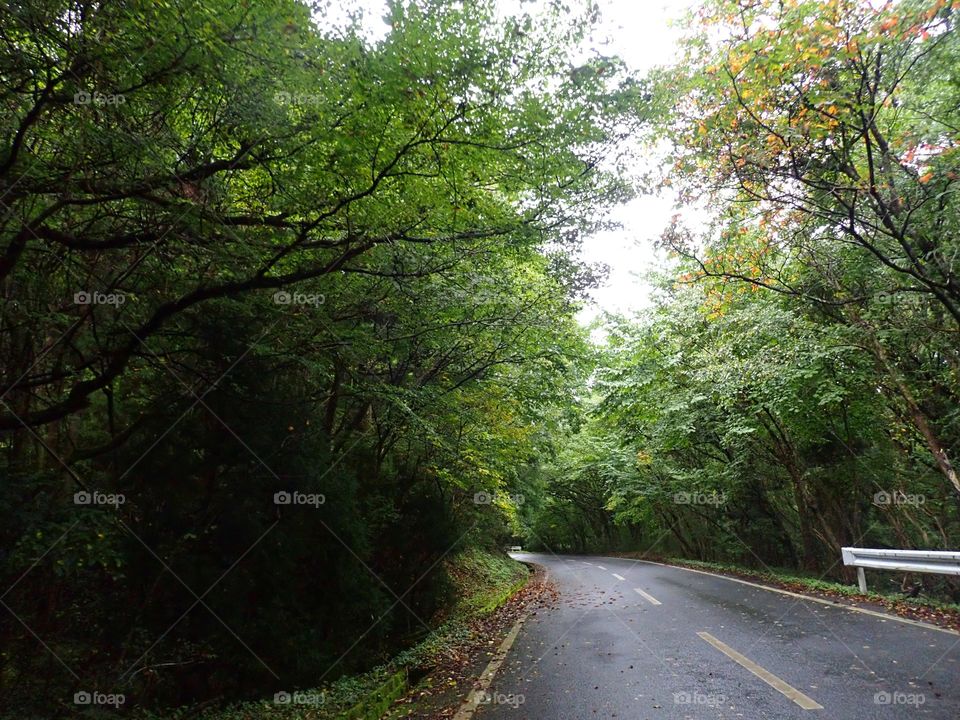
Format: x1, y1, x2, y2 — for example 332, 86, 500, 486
475, 553, 960, 719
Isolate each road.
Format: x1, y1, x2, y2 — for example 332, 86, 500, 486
473, 553, 960, 719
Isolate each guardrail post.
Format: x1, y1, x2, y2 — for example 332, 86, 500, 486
841, 546, 960, 593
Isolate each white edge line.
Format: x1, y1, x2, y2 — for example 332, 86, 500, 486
621, 558, 960, 636
451, 564, 548, 720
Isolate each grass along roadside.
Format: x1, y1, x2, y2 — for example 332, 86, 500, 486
382, 559, 553, 719
141, 549, 531, 720
612, 553, 960, 633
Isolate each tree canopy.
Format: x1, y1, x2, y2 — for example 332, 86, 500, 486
524, 0, 960, 589
0, 0, 644, 712
2, 0, 959, 716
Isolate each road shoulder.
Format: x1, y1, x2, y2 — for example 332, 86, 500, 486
611, 552, 960, 635
383, 562, 558, 719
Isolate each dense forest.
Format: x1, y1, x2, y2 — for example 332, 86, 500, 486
1, 0, 958, 716
532, 0, 960, 578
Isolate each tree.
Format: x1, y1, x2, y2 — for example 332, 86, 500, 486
654, 0, 960, 496
0, 0, 644, 712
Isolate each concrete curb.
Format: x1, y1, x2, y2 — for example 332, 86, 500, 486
451, 564, 548, 720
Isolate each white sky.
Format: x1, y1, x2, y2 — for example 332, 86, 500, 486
571, 0, 692, 328
320, 0, 695, 326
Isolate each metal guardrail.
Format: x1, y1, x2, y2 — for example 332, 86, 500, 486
841, 547, 960, 593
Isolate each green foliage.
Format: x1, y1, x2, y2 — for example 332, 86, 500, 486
521, 0, 959, 601
138, 549, 526, 720
0, 0, 636, 714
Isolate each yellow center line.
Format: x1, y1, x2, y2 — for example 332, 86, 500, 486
697, 631, 823, 711
633, 588, 662, 606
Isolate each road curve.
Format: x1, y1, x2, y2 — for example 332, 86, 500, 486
474, 553, 960, 719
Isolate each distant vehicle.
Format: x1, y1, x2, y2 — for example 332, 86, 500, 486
508, 545, 522, 552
